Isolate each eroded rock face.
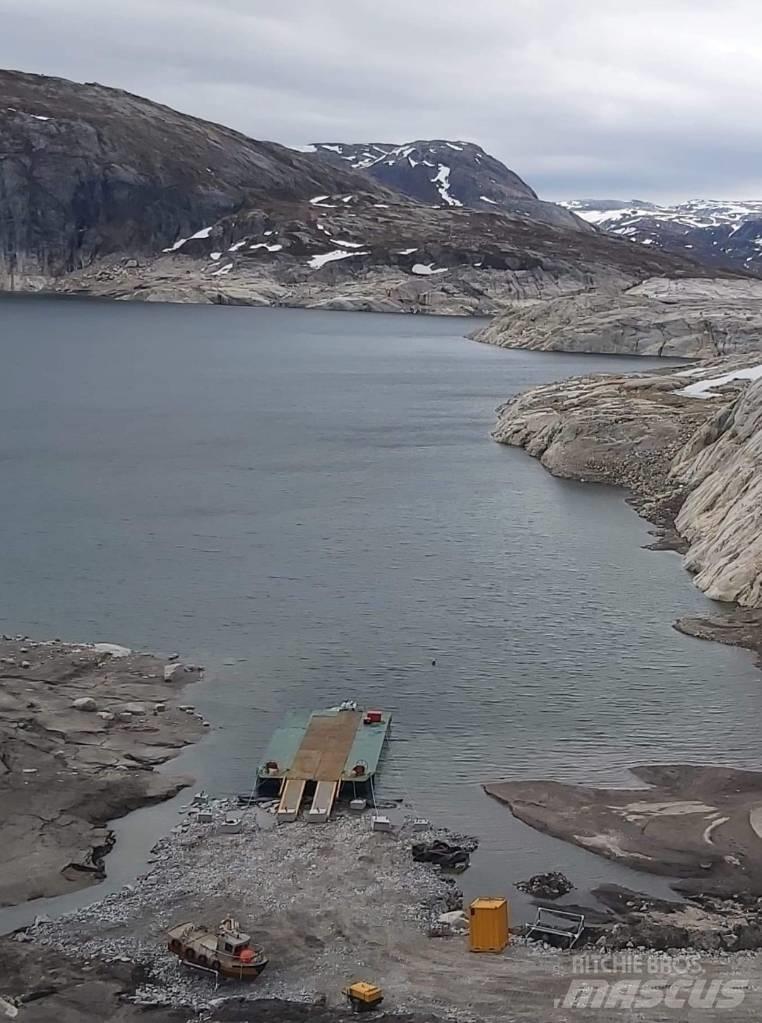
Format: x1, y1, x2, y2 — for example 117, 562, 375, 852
475, 277, 762, 357
672, 380, 762, 606
492, 366, 714, 496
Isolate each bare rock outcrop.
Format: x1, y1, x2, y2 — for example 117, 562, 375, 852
671, 379, 762, 606
474, 277, 762, 357
485, 765, 762, 889
0, 637, 203, 907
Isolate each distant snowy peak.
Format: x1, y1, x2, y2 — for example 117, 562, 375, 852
561, 198, 762, 274
307, 140, 536, 206
563, 198, 762, 229
301, 140, 590, 232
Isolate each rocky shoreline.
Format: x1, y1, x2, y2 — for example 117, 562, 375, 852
0, 637, 204, 909
485, 764, 762, 954
486, 354, 762, 917
492, 355, 762, 645
474, 277, 762, 358
486, 765, 762, 891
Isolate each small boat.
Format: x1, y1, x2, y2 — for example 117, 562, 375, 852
166, 916, 268, 980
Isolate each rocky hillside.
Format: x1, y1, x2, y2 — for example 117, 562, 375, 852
474, 277, 762, 357
304, 140, 588, 230
493, 355, 762, 625
563, 198, 762, 276
55, 191, 705, 314
0, 69, 379, 288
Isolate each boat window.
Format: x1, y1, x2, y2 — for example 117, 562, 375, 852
224, 942, 234, 953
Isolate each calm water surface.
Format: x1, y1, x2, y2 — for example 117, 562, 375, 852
1, 296, 759, 926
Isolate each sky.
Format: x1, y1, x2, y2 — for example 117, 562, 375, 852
1, 0, 762, 202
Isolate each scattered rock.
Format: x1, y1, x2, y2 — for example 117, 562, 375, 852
438, 909, 468, 928
71, 697, 97, 712
0, 996, 18, 1019
516, 871, 575, 899
92, 643, 132, 658
412, 839, 471, 871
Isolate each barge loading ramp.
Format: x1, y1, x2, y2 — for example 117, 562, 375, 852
258, 707, 391, 823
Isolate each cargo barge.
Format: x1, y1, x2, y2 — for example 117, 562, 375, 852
256, 704, 391, 823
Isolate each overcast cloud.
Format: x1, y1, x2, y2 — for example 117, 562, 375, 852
1, 0, 761, 201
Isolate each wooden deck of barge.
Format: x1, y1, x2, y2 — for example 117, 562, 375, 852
257, 707, 391, 823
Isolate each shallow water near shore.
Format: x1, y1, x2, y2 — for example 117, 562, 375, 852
1, 297, 760, 930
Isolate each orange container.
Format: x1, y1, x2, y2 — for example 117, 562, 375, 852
469, 897, 509, 952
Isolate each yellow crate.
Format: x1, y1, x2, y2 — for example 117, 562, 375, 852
469, 897, 509, 952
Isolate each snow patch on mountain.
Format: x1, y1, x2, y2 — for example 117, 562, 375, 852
432, 165, 462, 207
163, 225, 213, 252
412, 262, 448, 275
308, 249, 369, 269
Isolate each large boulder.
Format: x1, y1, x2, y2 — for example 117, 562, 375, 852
71, 697, 97, 712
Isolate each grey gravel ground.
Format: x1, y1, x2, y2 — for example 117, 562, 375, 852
17, 798, 762, 1021
27, 801, 466, 1012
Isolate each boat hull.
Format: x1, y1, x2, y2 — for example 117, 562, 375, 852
168, 944, 268, 980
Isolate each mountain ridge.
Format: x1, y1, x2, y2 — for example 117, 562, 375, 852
0, 68, 739, 319
562, 198, 762, 276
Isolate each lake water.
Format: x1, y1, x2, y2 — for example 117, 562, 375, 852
1, 296, 760, 927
